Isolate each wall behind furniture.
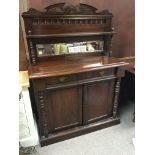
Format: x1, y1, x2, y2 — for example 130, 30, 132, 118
28, 0, 135, 59
19, 0, 29, 71
19, 19, 27, 71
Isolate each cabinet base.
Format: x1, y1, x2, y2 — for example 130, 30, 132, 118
40, 117, 120, 147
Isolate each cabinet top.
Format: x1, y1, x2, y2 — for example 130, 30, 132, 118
22, 3, 113, 36
29, 56, 128, 79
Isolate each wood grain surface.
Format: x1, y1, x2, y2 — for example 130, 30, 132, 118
28, 0, 135, 58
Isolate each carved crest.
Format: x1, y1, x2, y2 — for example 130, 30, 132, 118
45, 3, 66, 14
23, 3, 112, 16
25, 8, 43, 15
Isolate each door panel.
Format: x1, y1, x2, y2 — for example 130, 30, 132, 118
83, 79, 115, 124
46, 85, 82, 133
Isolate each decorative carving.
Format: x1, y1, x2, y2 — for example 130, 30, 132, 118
38, 91, 48, 137
45, 3, 97, 15
23, 3, 113, 27
45, 3, 65, 14
26, 8, 43, 15
32, 18, 108, 25
78, 3, 97, 14
97, 10, 112, 15
28, 39, 36, 64
113, 78, 121, 118
23, 3, 112, 15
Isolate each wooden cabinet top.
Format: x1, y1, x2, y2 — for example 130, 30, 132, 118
29, 56, 128, 79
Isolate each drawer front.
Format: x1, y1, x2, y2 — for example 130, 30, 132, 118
46, 74, 78, 85
45, 68, 116, 86
78, 68, 116, 80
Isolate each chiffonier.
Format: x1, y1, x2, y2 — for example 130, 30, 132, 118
22, 3, 128, 146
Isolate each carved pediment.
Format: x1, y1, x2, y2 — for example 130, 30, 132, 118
26, 8, 43, 15
78, 3, 97, 14
23, 3, 112, 16
45, 3, 66, 14
45, 3, 98, 15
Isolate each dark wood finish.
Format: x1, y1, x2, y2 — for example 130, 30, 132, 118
46, 85, 82, 133
83, 79, 115, 124
28, 0, 135, 58
30, 56, 127, 146
37, 91, 48, 137
25, 3, 112, 15
22, 4, 113, 36
22, 4, 128, 146
29, 56, 127, 79
40, 117, 120, 146
126, 61, 135, 75
22, 3, 115, 64
112, 78, 121, 118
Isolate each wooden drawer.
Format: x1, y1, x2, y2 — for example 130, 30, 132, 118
45, 68, 116, 86
78, 68, 116, 80
45, 74, 78, 85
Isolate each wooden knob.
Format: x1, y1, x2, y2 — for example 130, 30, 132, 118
59, 77, 67, 82
28, 30, 31, 34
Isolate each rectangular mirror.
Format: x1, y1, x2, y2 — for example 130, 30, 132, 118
36, 40, 104, 57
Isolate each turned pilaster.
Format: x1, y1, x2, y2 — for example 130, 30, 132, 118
38, 91, 48, 138
113, 78, 121, 118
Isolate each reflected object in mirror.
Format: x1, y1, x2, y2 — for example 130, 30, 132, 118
44, 44, 54, 55
60, 44, 68, 54
87, 43, 95, 52
36, 44, 44, 56
54, 44, 61, 55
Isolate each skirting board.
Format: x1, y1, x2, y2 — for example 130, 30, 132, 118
20, 119, 39, 147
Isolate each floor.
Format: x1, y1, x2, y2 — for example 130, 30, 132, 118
36, 101, 135, 155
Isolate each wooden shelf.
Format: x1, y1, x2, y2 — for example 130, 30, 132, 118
27, 31, 116, 38
22, 3, 125, 146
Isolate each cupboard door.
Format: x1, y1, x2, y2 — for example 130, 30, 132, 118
46, 85, 82, 133
83, 79, 115, 125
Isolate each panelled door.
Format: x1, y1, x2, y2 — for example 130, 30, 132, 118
46, 85, 82, 133
83, 79, 115, 125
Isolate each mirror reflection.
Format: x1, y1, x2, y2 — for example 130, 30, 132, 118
36, 40, 104, 57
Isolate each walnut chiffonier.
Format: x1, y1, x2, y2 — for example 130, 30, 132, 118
22, 3, 128, 146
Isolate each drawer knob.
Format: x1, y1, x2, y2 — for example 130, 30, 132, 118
59, 77, 67, 82
28, 30, 31, 34
99, 71, 105, 76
